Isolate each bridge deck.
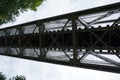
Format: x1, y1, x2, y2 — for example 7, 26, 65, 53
0, 2, 120, 73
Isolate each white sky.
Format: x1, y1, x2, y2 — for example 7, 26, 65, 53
0, 0, 120, 80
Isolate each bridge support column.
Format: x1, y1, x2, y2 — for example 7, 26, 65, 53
70, 16, 79, 64
37, 22, 47, 60
4, 30, 10, 53
18, 27, 24, 56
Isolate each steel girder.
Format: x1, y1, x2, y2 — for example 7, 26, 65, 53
0, 2, 120, 73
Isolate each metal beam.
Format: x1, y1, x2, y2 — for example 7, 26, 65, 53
0, 2, 120, 73
71, 16, 79, 64
90, 51, 120, 67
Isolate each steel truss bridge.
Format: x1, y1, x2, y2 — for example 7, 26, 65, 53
0, 2, 120, 73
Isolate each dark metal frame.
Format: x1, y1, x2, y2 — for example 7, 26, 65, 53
0, 2, 120, 73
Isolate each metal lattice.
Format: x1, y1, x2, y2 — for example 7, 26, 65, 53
0, 2, 120, 73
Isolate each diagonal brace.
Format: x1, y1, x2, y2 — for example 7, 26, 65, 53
90, 51, 120, 67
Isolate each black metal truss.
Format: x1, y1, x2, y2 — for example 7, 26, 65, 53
0, 2, 120, 73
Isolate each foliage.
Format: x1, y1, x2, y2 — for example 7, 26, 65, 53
0, 0, 44, 25
0, 72, 26, 80
0, 72, 6, 80
9, 75, 26, 80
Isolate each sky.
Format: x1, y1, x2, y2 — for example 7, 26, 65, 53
0, 0, 120, 80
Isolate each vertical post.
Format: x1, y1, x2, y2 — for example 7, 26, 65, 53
71, 16, 79, 64
4, 30, 7, 53
4, 30, 7, 47
37, 22, 46, 60
18, 27, 24, 56
4, 30, 11, 53
5, 30, 11, 53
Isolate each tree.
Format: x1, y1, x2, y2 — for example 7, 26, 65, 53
0, 0, 44, 25
0, 72, 6, 80
9, 75, 26, 80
